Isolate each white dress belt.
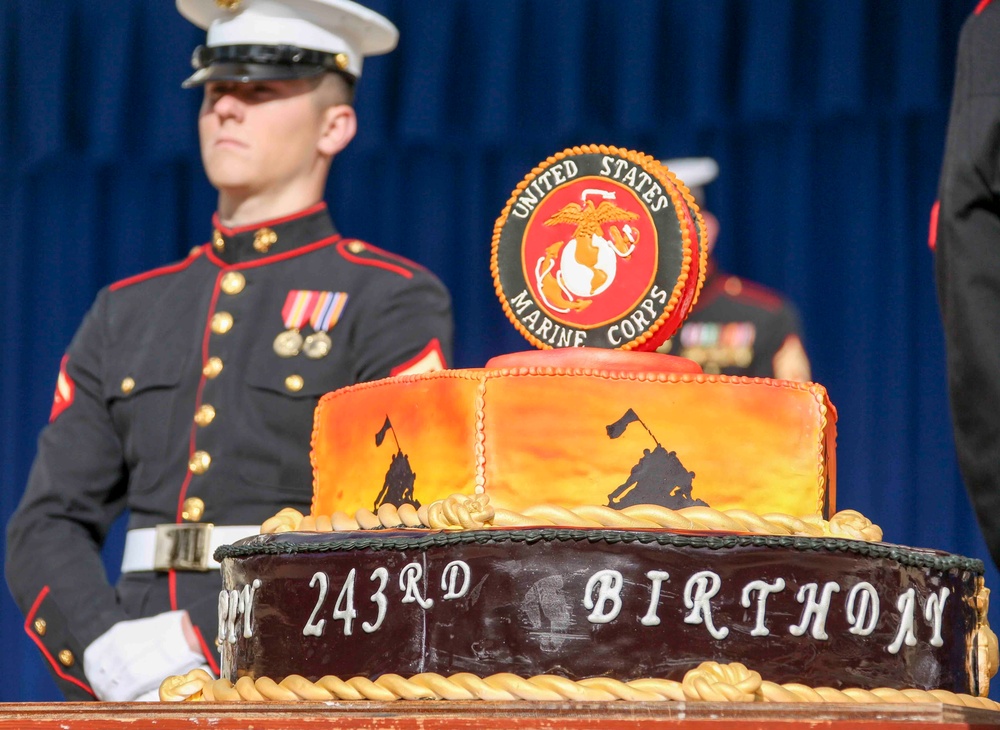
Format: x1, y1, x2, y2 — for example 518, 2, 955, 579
121, 525, 260, 573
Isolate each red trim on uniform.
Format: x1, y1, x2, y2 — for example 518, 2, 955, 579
336, 240, 414, 279
49, 354, 76, 422
390, 338, 447, 376
928, 200, 940, 251
359, 242, 427, 273
23, 587, 96, 697
975, 0, 994, 15
730, 279, 785, 311
204, 235, 342, 270
192, 625, 221, 676
213, 202, 327, 235
109, 253, 201, 291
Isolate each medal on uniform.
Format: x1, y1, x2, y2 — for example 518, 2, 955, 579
303, 291, 348, 359
274, 291, 320, 357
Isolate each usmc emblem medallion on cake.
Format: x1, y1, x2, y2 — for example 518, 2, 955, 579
492, 145, 707, 351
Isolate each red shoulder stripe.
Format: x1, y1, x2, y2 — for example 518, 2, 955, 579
110, 251, 201, 291
975, 0, 994, 15
732, 279, 785, 311
24, 587, 96, 697
390, 338, 447, 376
336, 240, 414, 279
928, 200, 940, 251
360, 242, 429, 273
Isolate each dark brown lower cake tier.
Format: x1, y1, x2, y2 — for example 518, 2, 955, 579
215, 529, 988, 694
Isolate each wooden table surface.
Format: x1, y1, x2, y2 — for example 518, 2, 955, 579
0, 701, 999, 730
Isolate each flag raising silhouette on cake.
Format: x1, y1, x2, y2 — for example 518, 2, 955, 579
606, 408, 707, 509
373, 415, 420, 511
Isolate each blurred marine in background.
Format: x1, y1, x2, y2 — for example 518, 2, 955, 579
658, 157, 811, 381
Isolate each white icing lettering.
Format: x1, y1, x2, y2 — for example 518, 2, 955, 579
241, 579, 261, 639
622, 166, 638, 187
613, 159, 629, 179
740, 578, 786, 637
556, 327, 573, 348
923, 587, 950, 648
584, 570, 624, 624
217, 590, 229, 647
888, 588, 918, 654
441, 561, 472, 600
509, 289, 534, 316
400, 562, 434, 609
363, 567, 389, 633
630, 308, 650, 331
641, 298, 657, 318
601, 156, 614, 176
846, 582, 880, 636
636, 172, 652, 194
523, 310, 540, 331
683, 571, 729, 639
333, 568, 358, 636
536, 317, 553, 341
643, 181, 662, 205
226, 589, 240, 644
789, 582, 840, 640
573, 330, 587, 347
651, 285, 667, 304
641, 570, 670, 626
303, 572, 329, 637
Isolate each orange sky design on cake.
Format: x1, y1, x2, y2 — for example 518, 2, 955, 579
312, 372, 831, 518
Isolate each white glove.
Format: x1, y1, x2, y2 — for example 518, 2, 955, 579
83, 610, 209, 702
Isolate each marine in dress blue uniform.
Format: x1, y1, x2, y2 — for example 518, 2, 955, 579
657, 158, 811, 381
6, 0, 453, 701
934, 0, 1000, 571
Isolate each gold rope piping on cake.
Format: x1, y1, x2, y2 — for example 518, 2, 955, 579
260, 493, 881, 543
159, 661, 1000, 709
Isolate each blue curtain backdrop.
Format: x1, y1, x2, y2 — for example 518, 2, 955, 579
0, 0, 989, 702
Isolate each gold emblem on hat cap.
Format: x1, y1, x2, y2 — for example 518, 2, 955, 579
215, 0, 242, 11
335, 53, 350, 71
254, 227, 277, 254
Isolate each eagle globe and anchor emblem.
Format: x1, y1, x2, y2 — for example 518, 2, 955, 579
534, 189, 640, 314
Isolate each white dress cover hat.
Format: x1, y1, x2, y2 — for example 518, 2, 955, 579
177, 0, 398, 87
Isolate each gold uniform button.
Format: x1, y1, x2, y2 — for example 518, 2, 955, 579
212, 230, 225, 252
182, 497, 206, 523
221, 272, 246, 295
121, 377, 135, 394
33, 619, 47, 636
285, 375, 304, 392
348, 241, 365, 254
211, 311, 234, 334
188, 246, 202, 257
189, 451, 211, 475
253, 227, 277, 253
58, 650, 74, 667
203, 357, 224, 379
194, 404, 216, 427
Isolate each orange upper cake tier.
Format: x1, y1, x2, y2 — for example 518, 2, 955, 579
311, 350, 836, 519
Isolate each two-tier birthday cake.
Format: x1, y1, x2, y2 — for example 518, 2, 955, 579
160, 146, 999, 708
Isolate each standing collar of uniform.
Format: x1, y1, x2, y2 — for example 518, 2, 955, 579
208, 202, 339, 265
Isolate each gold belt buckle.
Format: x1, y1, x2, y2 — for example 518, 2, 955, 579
153, 523, 215, 572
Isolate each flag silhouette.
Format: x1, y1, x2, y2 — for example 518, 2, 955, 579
606, 409, 640, 439
375, 416, 393, 447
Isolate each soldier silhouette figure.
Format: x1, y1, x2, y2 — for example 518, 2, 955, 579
372, 416, 420, 511
605, 409, 707, 509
